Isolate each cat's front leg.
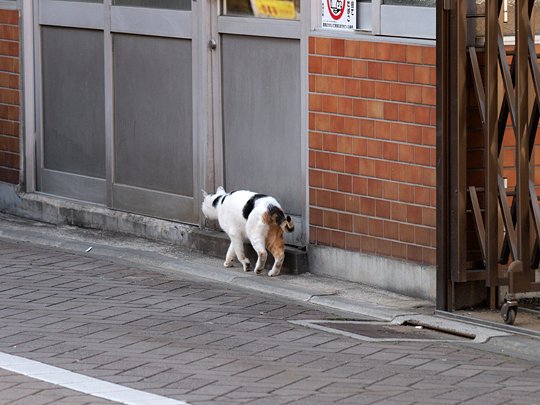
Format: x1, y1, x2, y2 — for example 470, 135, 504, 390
230, 235, 251, 272
224, 242, 235, 267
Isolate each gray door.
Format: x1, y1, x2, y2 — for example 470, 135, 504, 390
37, 2, 107, 204
212, 6, 307, 245
34, 0, 306, 238
36, 0, 198, 223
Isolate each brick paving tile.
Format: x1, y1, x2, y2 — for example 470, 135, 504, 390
1, 237, 540, 404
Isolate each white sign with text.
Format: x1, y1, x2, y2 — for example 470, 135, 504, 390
322, 0, 356, 30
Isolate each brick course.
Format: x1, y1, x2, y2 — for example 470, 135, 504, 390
309, 36, 436, 265
0, 9, 19, 185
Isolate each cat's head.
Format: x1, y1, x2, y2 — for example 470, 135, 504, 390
201, 187, 226, 220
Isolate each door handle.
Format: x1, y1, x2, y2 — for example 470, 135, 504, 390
209, 39, 217, 50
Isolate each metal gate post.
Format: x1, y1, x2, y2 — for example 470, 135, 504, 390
450, 0, 469, 287
437, 0, 469, 311
485, 0, 500, 309
511, 0, 531, 294
436, 0, 450, 311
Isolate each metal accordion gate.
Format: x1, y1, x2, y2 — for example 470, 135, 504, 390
437, 0, 540, 324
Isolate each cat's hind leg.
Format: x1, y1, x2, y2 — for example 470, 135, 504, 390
246, 220, 269, 275
267, 232, 285, 277
250, 239, 267, 274
224, 242, 235, 267
230, 234, 251, 272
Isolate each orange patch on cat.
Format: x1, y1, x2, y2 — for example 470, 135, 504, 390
262, 211, 273, 225
266, 225, 285, 256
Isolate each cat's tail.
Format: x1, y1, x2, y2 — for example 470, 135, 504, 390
266, 205, 295, 233
280, 215, 295, 233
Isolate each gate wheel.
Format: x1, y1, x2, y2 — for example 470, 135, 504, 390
501, 302, 517, 325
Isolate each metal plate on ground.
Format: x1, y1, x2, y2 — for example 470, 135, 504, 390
316, 321, 468, 341
291, 316, 511, 344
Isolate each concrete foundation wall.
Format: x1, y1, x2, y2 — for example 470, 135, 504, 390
0, 182, 193, 246
309, 244, 435, 301
0, 182, 308, 275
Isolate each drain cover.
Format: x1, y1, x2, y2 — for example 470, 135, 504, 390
290, 319, 479, 343
316, 321, 469, 341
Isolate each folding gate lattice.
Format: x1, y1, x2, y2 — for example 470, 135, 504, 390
437, 0, 540, 324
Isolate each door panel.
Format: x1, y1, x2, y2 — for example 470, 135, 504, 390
221, 34, 301, 215
215, 11, 306, 245
36, 0, 198, 223
42, 27, 105, 179
38, 21, 107, 203
109, 5, 196, 223
113, 34, 193, 197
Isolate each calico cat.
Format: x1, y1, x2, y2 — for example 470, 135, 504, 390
202, 186, 294, 277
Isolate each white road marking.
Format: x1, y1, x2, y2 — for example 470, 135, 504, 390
0, 352, 190, 405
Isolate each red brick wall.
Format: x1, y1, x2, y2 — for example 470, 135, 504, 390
308, 36, 436, 266
0, 10, 19, 184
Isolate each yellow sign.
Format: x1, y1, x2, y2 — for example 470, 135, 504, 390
250, 0, 296, 20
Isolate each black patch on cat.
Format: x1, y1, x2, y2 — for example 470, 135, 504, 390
267, 204, 286, 225
221, 194, 228, 204
242, 194, 267, 219
212, 195, 223, 207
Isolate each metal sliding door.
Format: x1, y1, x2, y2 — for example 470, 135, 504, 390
110, 1, 196, 222
35, 0, 307, 236
37, 1, 107, 204
211, 4, 307, 245
36, 0, 198, 223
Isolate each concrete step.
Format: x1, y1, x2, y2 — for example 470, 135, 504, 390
190, 228, 308, 275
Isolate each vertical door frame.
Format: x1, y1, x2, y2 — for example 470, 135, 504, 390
22, 0, 36, 193
103, 0, 113, 207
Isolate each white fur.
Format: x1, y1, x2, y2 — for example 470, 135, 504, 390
201, 186, 293, 277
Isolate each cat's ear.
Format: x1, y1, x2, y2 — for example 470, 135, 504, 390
217, 186, 225, 194
201, 189, 209, 198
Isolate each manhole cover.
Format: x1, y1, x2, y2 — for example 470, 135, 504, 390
317, 321, 469, 341
290, 320, 476, 343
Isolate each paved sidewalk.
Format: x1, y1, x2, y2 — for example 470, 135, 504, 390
0, 214, 539, 404
0, 367, 115, 404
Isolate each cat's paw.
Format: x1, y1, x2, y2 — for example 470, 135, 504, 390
242, 263, 251, 272
268, 269, 280, 277
254, 267, 264, 275
223, 260, 233, 268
